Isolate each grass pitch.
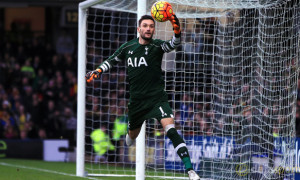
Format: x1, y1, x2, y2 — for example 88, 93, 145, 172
0, 158, 190, 180
0, 158, 134, 180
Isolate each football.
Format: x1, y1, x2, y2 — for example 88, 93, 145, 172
151, 1, 173, 22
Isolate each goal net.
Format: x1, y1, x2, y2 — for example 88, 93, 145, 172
77, 0, 300, 179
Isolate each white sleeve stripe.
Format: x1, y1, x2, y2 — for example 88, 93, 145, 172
101, 64, 108, 72
175, 143, 187, 153
173, 36, 180, 45
161, 43, 168, 52
162, 42, 172, 52
165, 44, 171, 52
115, 56, 122, 62
100, 65, 105, 72
105, 61, 111, 68
103, 64, 108, 70
173, 35, 180, 42
162, 37, 180, 53
171, 37, 176, 48
164, 124, 175, 133
170, 40, 175, 48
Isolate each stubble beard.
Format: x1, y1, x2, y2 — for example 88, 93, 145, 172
141, 33, 153, 41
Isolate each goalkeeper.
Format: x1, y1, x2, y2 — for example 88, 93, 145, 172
86, 14, 200, 180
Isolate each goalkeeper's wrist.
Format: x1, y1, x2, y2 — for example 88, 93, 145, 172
96, 68, 103, 73
174, 31, 181, 38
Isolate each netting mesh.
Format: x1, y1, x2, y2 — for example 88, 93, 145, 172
85, 9, 136, 176
82, 0, 300, 179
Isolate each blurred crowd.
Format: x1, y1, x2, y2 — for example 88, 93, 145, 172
1, 17, 300, 152
0, 32, 78, 146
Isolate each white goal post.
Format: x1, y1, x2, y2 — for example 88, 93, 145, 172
77, 0, 300, 179
77, 0, 148, 178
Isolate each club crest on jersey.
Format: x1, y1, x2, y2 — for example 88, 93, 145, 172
145, 47, 148, 55
127, 57, 148, 67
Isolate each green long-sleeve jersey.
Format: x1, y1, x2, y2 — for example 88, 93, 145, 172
98, 35, 180, 100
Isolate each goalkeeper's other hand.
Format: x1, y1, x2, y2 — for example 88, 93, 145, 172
169, 14, 180, 36
86, 69, 102, 82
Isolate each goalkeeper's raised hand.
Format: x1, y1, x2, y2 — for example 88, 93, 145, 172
169, 14, 180, 37
85, 69, 102, 82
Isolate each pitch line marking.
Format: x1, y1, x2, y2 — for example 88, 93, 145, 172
0, 162, 100, 180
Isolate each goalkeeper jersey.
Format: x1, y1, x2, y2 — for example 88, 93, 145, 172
98, 36, 180, 100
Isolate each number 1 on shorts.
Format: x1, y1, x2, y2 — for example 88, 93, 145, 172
159, 106, 167, 117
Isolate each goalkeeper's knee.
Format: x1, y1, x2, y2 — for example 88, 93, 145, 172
165, 124, 185, 148
126, 133, 135, 146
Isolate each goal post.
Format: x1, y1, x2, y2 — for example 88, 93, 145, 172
136, 2, 146, 179
77, 1, 87, 177
77, 0, 148, 178
77, 0, 300, 179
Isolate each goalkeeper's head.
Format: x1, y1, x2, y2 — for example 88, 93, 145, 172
138, 15, 155, 42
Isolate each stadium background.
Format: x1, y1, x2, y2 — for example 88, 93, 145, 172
0, 0, 300, 179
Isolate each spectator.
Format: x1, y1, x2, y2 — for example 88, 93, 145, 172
15, 105, 27, 132
4, 124, 18, 139
47, 55, 62, 76
30, 93, 44, 128
28, 38, 44, 58
0, 35, 79, 142
91, 125, 115, 163
296, 109, 300, 136
111, 108, 128, 162
44, 43, 55, 61
32, 55, 43, 72
45, 109, 63, 139
56, 29, 75, 55
66, 71, 77, 99
38, 128, 47, 139
0, 109, 17, 138
63, 54, 77, 73
62, 107, 77, 146
179, 94, 193, 126
22, 86, 33, 111
24, 120, 38, 139
10, 86, 22, 110
44, 78, 57, 101
21, 59, 35, 79
0, 58, 6, 85
11, 63, 22, 87
16, 45, 27, 65
33, 68, 48, 92
20, 129, 29, 140
1, 100, 11, 112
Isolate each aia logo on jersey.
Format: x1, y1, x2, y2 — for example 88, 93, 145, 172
127, 57, 148, 67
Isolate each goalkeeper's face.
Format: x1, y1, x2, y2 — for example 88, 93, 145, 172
138, 19, 155, 41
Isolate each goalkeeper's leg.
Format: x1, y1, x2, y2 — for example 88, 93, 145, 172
161, 118, 201, 180
126, 127, 141, 146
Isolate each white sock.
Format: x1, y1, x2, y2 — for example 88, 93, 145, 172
126, 134, 134, 146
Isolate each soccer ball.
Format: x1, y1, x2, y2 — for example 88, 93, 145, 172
151, 1, 173, 22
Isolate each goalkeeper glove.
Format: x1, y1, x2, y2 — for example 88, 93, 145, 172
85, 69, 102, 82
169, 14, 180, 37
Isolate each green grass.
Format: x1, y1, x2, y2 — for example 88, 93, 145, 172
0, 158, 133, 180
0, 158, 188, 180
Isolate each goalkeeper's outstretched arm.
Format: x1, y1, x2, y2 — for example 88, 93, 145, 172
85, 43, 126, 82
161, 14, 181, 53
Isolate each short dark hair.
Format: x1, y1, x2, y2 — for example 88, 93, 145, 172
138, 15, 155, 27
